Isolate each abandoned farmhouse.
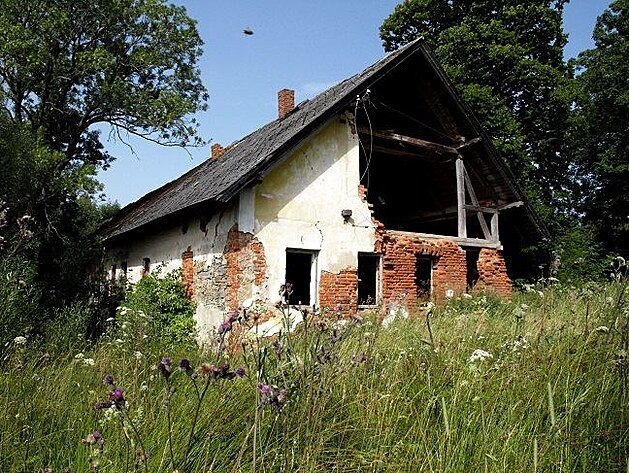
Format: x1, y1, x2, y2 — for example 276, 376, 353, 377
102, 40, 546, 336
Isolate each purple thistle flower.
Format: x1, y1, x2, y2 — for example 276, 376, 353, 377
158, 357, 173, 379
258, 384, 272, 395
218, 320, 230, 335
110, 388, 125, 405
103, 374, 114, 386
235, 367, 246, 378
179, 358, 193, 375
82, 431, 103, 445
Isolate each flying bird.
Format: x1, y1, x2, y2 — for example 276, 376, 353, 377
243, 27, 254, 35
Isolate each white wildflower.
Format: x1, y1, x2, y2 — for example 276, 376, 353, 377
242, 298, 254, 309
118, 306, 129, 316
512, 336, 529, 352
74, 352, 85, 359
134, 351, 143, 360
82, 358, 95, 366
469, 349, 493, 363
102, 405, 121, 423
595, 325, 609, 334
13, 336, 27, 345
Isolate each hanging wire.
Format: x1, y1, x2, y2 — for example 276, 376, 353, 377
373, 99, 456, 144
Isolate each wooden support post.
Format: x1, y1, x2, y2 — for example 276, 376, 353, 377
462, 167, 492, 240
456, 156, 467, 238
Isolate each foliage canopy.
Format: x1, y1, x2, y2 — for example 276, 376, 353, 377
574, 0, 629, 257
0, 0, 208, 168
380, 1, 574, 211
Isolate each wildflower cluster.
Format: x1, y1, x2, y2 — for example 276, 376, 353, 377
469, 349, 493, 363
194, 361, 246, 380
258, 384, 289, 408
95, 374, 126, 411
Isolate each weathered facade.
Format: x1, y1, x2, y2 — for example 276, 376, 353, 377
102, 40, 546, 338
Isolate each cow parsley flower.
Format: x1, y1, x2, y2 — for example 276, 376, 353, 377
13, 336, 27, 345
469, 349, 493, 363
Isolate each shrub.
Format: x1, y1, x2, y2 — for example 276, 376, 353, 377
120, 268, 196, 344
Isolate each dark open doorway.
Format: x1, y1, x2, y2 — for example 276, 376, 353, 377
358, 253, 380, 306
285, 250, 316, 305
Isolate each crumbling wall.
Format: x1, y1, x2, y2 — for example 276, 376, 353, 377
375, 227, 467, 307
474, 248, 511, 298
181, 246, 195, 299
224, 224, 268, 311
319, 268, 358, 313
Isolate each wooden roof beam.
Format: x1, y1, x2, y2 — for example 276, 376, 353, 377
356, 126, 458, 157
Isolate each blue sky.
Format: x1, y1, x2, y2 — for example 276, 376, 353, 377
97, 0, 613, 207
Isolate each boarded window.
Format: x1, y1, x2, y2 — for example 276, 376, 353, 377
358, 253, 380, 306
285, 250, 317, 305
415, 257, 432, 302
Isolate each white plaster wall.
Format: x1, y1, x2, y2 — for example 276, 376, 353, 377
253, 117, 376, 304
105, 204, 238, 339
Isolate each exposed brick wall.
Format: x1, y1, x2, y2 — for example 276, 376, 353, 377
224, 224, 268, 311
181, 246, 195, 300
474, 248, 512, 298
319, 268, 358, 314
375, 228, 467, 307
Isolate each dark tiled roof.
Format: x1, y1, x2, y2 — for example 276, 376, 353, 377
102, 41, 420, 240
102, 40, 547, 242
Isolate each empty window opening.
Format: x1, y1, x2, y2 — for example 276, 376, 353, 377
466, 249, 480, 289
110, 264, 117, 284
358, 253, 380, 306
120, 261, 128, 278
142, 258, 151, 276
285, 250, 317, 305
415, 257, 432, 302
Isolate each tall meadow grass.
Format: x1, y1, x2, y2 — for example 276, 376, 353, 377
0, 281, 627, 472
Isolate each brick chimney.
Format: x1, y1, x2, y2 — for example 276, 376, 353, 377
278, 88, 295, 119
211, 143, 224, 160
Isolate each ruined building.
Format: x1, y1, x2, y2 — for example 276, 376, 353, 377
102, 40, 546, 337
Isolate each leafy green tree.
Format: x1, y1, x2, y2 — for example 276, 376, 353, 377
0, 0, 208, 166
0, 0, 207, 309
574, 0, 629, 257
380, 1, 574, 211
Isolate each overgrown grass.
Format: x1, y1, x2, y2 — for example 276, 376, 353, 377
1, 282, 627, 472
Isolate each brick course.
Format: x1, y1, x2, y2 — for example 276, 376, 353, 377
319, 268, 358, 313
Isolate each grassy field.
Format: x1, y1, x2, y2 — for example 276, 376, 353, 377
0, 281, 627, 472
